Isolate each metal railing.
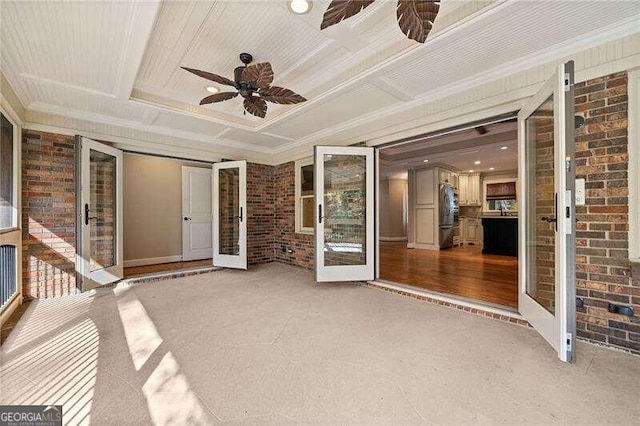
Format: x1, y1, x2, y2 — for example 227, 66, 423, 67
0, 245, 17, 309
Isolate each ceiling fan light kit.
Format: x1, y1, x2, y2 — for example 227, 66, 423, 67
182, 53, 307, 118
321, 0, 440, 43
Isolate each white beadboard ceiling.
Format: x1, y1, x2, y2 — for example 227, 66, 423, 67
1, 0, 639, 162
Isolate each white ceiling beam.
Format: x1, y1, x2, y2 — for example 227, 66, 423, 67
115, 0, 162, 100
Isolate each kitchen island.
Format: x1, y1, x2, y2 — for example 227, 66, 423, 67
481, 216, 518, 257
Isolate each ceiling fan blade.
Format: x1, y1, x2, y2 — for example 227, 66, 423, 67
321, 0, 375, 30
396, 0, 439, 43
241, 63, 274, 89
199, 92, 238, 105
181, 67, 237, 88
244, 96, 267, 118
259, 87, 307, 105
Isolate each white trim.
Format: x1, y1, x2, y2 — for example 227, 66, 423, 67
0, 93, 24, 126
0, 292, 22, 326
315, 146, 375, 282
77, 137, 124, 289
213, 160, 247, 270
123, 255, 184, 268
368, 280, 524, 321
379, 237, 408, 242
518, 63, 571, 362
629, 68, 640, 263
294, 157, 314, 235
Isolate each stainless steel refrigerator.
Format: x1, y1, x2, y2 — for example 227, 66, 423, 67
439, 183, 455, 249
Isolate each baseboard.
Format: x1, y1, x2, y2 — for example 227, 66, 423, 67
380, 236, 408, 242
124, 255, 183, 268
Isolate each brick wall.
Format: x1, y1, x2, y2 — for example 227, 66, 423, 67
22, 131, 76, 299
246, 163, 276, 265
574, 71, 640, 355
274, 162, 314, 269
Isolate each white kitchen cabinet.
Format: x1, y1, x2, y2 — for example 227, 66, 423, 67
465, 218, 481, 245
459, 173, 481, 206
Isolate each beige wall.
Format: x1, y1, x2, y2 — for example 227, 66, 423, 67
379, 178, 407, 240
123, 154, 210, 262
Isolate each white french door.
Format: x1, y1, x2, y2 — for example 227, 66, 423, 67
518, 61, 576, 362
182, 166, 213, 261
314, 146, 375, 282
213, 161, 247, 269
77, 136, 124, 290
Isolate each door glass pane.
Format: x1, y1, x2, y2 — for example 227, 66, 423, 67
90, 150, 117, 272
525, 95, 556, 314
323, 154, 366, 266
219, 167, 240, 256
0, 113, 14, 229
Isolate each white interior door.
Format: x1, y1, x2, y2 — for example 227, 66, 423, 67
213, 161, 247, 269
78, 136, 123, 290
315, 146, 375, 282
518, 61, 576, 362
182, 166, 213, 261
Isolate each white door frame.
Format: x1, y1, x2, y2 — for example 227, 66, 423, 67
77, 136, 124, 290
314, 146, 375, 282
213, 160, 247, 269
518, 61, 576, 362
182, 165, 213, 261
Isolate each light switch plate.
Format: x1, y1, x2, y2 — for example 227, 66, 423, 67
575, 178, 586, 206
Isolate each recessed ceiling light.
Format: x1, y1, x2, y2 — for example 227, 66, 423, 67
423, 159, 429, 163
289, 0, 312, 14
501, 146, 508, 150
489, 167, 495, 171
205, 85, 219, 94
474, 160, 481, 165
469, 170, 474, 173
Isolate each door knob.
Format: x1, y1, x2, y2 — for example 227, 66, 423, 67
183, 217, 192, 221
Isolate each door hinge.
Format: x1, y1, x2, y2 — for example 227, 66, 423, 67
564, 73, 571, 92
566, 333, 573, 352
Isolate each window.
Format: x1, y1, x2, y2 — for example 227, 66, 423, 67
483, 178, 518, 213
1, 111, 17, 230
295, 158, 314, 234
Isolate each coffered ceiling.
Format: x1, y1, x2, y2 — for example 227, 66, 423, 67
1, 0, 639, 163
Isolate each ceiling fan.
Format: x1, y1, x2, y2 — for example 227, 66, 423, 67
181, 53, 307, 118
321, 0, 440, 44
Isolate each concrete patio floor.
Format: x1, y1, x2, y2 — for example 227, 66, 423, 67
1, 263, 639, 425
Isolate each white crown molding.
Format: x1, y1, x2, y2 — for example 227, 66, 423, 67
26, 102, 276, 154
0, 93, 24, 126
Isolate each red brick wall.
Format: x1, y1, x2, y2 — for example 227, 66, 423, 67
22, 131, 76, 299
574, 71, 639, 355
246, 162, 275, 265
274, 162, 314, 269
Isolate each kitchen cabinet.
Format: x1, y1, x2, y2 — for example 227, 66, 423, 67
459, 173, 480, 206
465, 218, 481, 245
482, 217, 518, 256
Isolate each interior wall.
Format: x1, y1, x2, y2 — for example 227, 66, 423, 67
379, 178, 407, 240
123, 154, 209, 263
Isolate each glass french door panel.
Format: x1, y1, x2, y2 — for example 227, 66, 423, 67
323, 154, 367, 267
0, 113, 14, 230
525, 94, 556, 314
89, 149, 117, 272
218, 167, 240, 256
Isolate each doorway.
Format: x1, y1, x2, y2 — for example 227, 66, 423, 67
378, 119, 520, 309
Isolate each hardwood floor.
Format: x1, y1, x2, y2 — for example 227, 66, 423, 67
380, 243, 518, 309
124, 259, 213, 278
